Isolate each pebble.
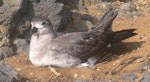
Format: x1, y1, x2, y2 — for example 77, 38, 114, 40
122, 72, 137, 81
0, 62, 19, 82
74, 79, 106, 82
139, 61, 150, 72
0, 47, 14, 60
141, 73, 150, 82
73, 73, 78, 78
13, 39, 29, 53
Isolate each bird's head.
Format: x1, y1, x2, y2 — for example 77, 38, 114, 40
30, 16, 54, 36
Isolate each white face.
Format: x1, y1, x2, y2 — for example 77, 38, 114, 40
31, 16, 54, 36
31, 20, 47, 29
31, 18, 54, 36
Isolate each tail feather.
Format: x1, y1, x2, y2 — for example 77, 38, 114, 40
111, 29, 137, 44
99, 8, 113, 22
91, 8, 118, 33
90, 8, 137, 44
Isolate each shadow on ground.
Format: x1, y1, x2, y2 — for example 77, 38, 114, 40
97, 41, 144, 63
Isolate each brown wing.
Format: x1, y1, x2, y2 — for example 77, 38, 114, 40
49, 9, 119, 62
50, 32, 107, 62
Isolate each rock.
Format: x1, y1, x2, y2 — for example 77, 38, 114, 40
74, 79, 106, 82
118, 2, 143, 19
13, 39, 29, 53
141, 74, 150, 82
70, 14, 89, 32
0, 0, 72, 54
95, 2, 112, 17
71, 2, 112, 32
0, 47, 14, 60
18, 20, 31, 41
0, 62, 19, 82
29, 0, 40, 3
139, 61, 150, 72
80, 14, 93, 22
0, 0, 28, 46
78, 0, 87, 11
130, 10, 144, 16
122, 72, 137, 81
133, 0, 149, 6
121, 0, 133, 2
84, 0, 112, 6
57, 0, 79, 9
0, 0, 3, 6
57, 0, 87, 11
31, 0, 72, 32
0, 25, 9, 47
120, 2, 136, 11
111, 80, 118, 82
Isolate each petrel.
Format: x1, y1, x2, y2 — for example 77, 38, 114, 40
29, 9, 137, 68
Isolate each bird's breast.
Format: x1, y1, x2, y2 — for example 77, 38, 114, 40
29, 35, 53, 62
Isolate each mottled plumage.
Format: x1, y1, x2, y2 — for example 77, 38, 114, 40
29, 9, 137, 68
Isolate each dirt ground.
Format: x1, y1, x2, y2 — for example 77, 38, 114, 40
2, 10, 150, 82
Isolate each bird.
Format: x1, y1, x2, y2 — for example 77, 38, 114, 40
29, 8, 137, 68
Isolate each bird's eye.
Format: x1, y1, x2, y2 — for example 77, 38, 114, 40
42, 21, 46, 25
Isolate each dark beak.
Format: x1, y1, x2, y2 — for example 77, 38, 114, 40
30, 27, 38, 34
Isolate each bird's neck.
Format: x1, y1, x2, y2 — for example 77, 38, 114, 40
31, 33, 56, 45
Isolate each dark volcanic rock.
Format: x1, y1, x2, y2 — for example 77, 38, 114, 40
0, 47, 13, 60
13, 39, 29, 53
141, 74, 150, 82
30, 0, 72, 31
80, 14, 93, 21
0, 0, 72, 57
139, 60, 150, 72
57, 0, 79, 9
0, 62, 18, 82
29, 0, 40, 3
122, 72, 137, 81
74, 79, 106, 82
118, 2, 143, 19
0, 0, 28, 46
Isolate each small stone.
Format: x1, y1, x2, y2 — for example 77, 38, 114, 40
96, 67, 100, 71
73, 73, 78, 78
141, 74, 150, 82
96, 2, 112, 14
130, 11, 144, 17
71, 9, 79, 13
0, 0, 28, 48
0, 47, 14, 60
25, 80, 30, 82
16, 68, 21, 71
118, 2, 143, 19
139, 35, 148, 42
139, 61, 150, 72
111, 80, 118, 82
81, 14, 93, 21
29, 0, 40, 3
74, 80, 88, 82
120, 0, 130, 2
120, 2, 136, 11
14, 39, 29, 53
32, 0, 72, 32
0, 62, 19, 82
29, 72, 33, 75
73, 79, 106, 82
122, 72, 137, 81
